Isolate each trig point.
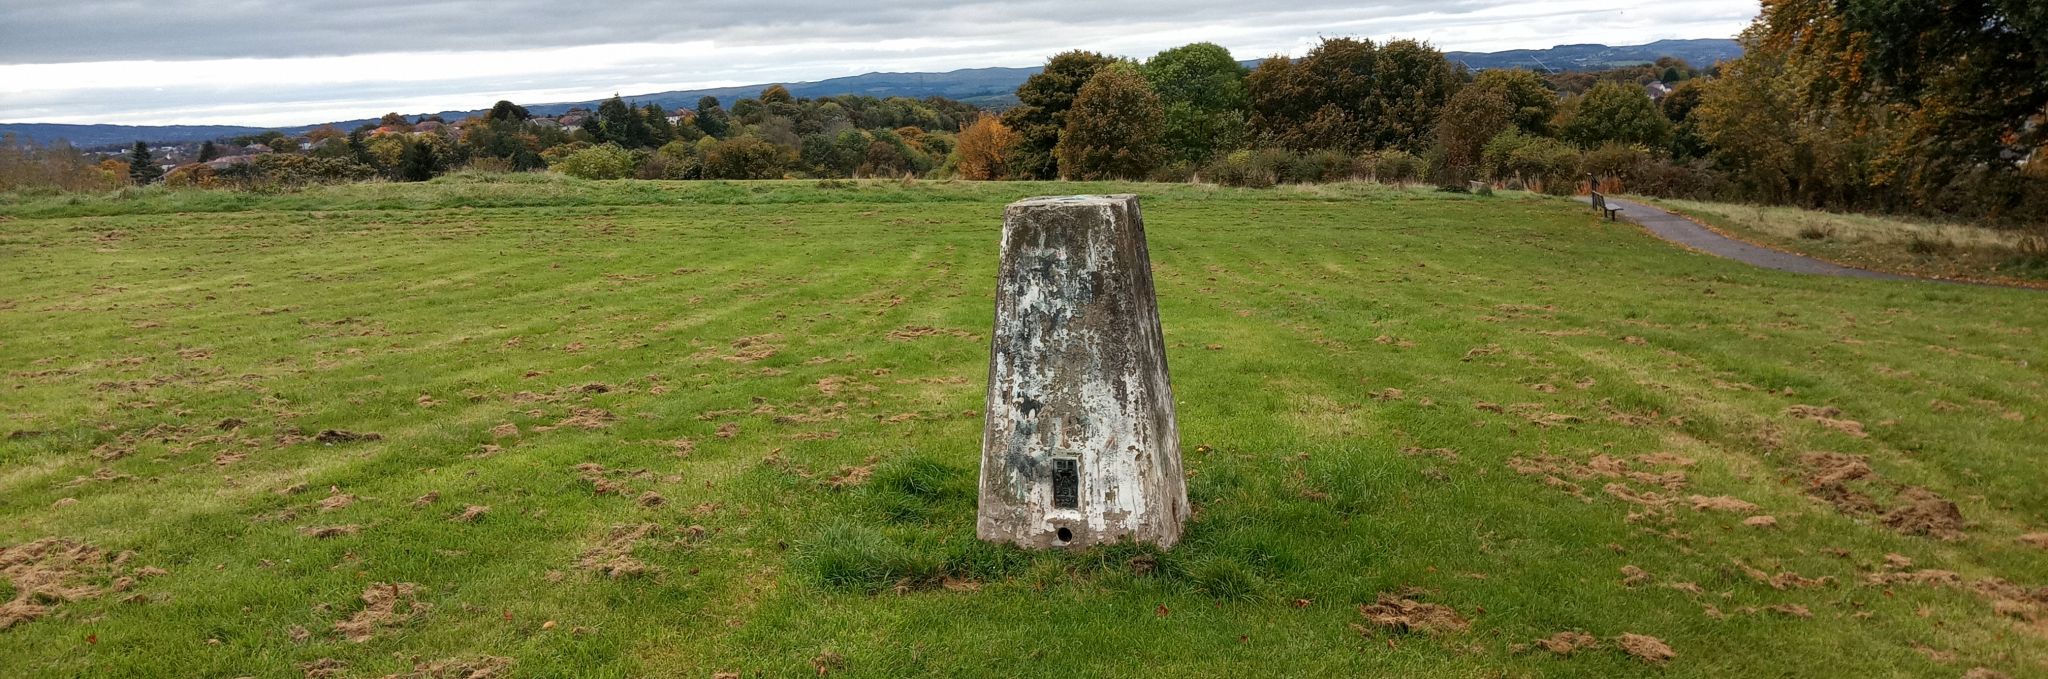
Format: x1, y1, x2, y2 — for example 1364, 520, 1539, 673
978, 195, 1188, 549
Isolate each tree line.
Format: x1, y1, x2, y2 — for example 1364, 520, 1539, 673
3, 2, 2040, 226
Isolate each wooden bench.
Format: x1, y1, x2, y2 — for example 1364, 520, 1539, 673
1590, 191, 1623, 221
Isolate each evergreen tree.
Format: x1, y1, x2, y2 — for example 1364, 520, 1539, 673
1002, 50, 1117, 179
127, 141, 162, 184
197, 140, 220, 163
486, 100, 531, 123
694, 96, 731, 138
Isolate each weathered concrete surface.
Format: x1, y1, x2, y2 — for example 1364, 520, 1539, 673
978, 195, 1188, 549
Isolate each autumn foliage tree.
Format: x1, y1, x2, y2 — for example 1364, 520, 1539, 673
1055, 64, 1167, 180
952, 114, 1017, 180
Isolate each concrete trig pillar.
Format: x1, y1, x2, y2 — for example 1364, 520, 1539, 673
978, 195, 1187, 549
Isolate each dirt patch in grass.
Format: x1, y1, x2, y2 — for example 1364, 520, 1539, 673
1799, 453, 1966, 539
378, 656, 514, 679
301, 525, 361, 539
575, 524, 661, 578
1, 538, 129, 630
314, 430, 382, 444
1784, 405, 1868, 438
886, 326, 974, 341
1355, 589, 1470, 636
332, 582, 429, 642
1527, 631, 1599, 655
449, 505, 490, 523
1615, 633, 1676, 664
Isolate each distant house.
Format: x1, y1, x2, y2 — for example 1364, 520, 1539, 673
1645, 82, 1674, 100
205, 155, 255, 170
557, 114, 587, 128
243, 143, 271, 154
414, 120, 443, 133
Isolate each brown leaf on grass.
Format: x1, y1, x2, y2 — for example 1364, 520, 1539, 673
411, 492, 440, 508
1357, 590, 1470, 636
1743, 515, 1779, 528
810, 650, 847, 676
1621, 565, 1651, 587
1766, 604, 1812, 619
886, 326, 973, 341
1615, 633, 1676, 664
332, 582, 428, 643
2019, 533, 2048, 550
449, 505, 489, 523
716, 423, 739, 439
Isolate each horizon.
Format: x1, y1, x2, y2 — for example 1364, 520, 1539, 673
0, 0, 1758, 128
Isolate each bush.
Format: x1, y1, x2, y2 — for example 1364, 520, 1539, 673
1373, 150, 1423, 184
1583, 143, 1650, 187
1482, 132, 1581, 195
702, 135, 795, 180
1283, 149, 1355, 184
636, 141, 700, 180
1205, 150, 1275, 188
549, 144, 636, 180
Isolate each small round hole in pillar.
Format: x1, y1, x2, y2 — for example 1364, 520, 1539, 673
1055, 527, 1073, 543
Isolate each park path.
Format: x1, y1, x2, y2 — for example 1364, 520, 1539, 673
1585, 195, 1913, 281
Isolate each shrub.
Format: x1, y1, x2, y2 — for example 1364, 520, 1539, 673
1374, 150, 1423, 184
1205, 150, 1275, 188
1482, 131, 1581, 195
549, 144, 636, 180
636, 141, 700, 180
1583, 142, 1650, 187
702, 135, 795, 180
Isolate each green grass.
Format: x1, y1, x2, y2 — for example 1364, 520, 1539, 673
2, 177, 2045, 677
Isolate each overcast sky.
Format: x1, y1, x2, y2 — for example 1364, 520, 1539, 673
0, 0, 1760, 127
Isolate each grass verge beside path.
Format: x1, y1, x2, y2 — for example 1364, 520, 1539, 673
1645, 197, 2048, 289
2, 177, 2045, 677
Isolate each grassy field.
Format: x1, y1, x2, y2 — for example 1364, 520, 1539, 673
2, 175, 2045, 678
1645, 197, 2048, 289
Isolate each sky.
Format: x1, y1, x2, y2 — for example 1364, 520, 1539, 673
0, 0, 1760, 127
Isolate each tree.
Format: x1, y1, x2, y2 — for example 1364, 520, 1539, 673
1002, 51, 1118, 179
1434, 85, 1514, 186
396, 135, 447, 181
694, 96, 731, 139
1660, 80, 1709, 161
127, 141, 162, 184
1142, 42, 1249, 165
1469, 69, 1557, 136
1838, 0, 2045, 220
486, 100, 530, 123
1246, 37, 1461, 153
952, 114, 1017, 180
585, 95, 655, 148
197, 141, 220, 163
1373, 40, 1464, 153
1561, 82, 1672, 150
1056, 64, 1167, 180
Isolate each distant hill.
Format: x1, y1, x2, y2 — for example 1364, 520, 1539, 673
1, 39, 1739, 147
1444, 38, 1741, 71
